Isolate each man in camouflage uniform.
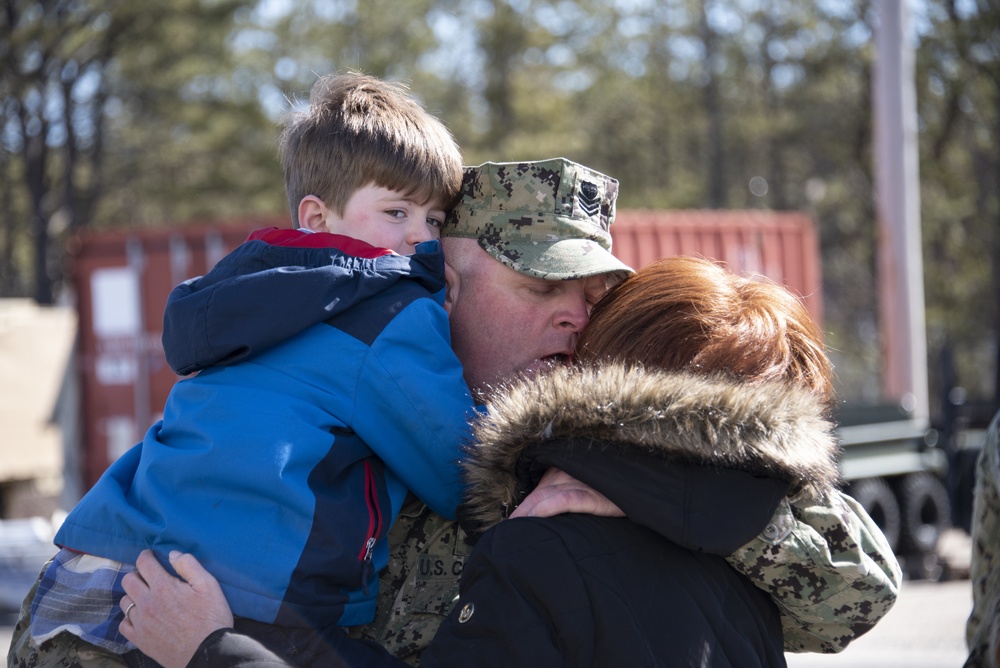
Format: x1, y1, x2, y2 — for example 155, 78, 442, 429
965, 409, 1000, 667
10, 158, 901, 667
348, 158, 902, 663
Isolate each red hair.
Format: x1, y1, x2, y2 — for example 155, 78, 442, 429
577, 256, 834, 404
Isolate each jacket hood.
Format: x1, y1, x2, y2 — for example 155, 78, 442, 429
460, 362, 841, 533
162, 228, 446, 375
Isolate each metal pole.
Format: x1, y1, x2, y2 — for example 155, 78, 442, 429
873, 0, 929, 425
126, 237, 150, 440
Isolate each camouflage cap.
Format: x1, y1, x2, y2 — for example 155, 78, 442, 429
441, 157, 634, 280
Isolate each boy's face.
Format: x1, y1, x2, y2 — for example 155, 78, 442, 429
301, 184, 447, 254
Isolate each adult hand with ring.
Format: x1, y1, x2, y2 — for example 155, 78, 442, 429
118, 549, 234, 668
122, 598, 136, 624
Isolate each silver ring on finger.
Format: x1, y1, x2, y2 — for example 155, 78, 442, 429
125, 601, 136, 623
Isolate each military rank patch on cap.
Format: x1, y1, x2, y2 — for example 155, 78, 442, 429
578, 180, 601, 218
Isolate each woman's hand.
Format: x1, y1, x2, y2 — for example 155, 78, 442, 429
511, 468, 625, 519
119, 549, 234, 668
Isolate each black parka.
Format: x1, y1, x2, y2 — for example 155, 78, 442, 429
418, 363, 842, 667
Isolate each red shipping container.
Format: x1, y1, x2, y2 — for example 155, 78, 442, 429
68, 218, 285, 487
612, 209, 822, 326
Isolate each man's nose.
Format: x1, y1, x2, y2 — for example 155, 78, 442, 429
556, 296, 590, 332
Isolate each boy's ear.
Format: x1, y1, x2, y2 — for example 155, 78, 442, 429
298, 196, 330, 233
443, 261, 459, 315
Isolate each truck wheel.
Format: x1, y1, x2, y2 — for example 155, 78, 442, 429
896, 472, 952, 555
848, 477, 901, 553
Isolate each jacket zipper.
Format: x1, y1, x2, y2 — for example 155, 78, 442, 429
358, 460, 383, 594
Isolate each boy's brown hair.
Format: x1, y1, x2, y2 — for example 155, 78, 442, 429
577, 255, 835, 406
279, 72, 463, 226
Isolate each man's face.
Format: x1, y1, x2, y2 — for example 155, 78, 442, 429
445, 241, 610, 399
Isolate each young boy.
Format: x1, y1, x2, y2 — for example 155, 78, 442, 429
26, 72, 475, 664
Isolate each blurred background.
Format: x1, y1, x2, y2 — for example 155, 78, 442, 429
0, 0, 997, 651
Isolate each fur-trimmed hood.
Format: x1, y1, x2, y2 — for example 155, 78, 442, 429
460, 362, 841, 533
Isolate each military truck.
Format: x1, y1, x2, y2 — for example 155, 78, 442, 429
837, 404, 952, 578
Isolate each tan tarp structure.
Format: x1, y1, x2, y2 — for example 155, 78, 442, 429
0, 300, 75, 483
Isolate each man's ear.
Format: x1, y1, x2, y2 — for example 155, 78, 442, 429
443, 261, 459, 315
298, 195, 330, 233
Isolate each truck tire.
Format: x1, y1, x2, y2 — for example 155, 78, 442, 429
848, 477, 901, 553
896, 472, 951, 555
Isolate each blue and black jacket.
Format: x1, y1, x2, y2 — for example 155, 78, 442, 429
54, 228, 475, 629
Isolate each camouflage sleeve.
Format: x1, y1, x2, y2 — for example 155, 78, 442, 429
726, 489, 902, 653
347, 498, 469, 666
965, 412, 1000, 667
